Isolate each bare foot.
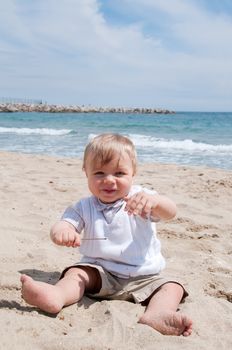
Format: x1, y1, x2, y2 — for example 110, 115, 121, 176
139, 311, 193, 336
21, 274, 64, 314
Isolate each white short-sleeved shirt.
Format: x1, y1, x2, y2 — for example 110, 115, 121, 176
62, 185, 166, 278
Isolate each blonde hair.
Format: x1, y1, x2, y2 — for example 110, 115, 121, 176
83, 133, 137, 175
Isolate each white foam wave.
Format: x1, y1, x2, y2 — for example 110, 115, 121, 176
128, 134, 232, 153
0, 127, 72, 136
88, 133, 97, 140
87, 133, 232, 153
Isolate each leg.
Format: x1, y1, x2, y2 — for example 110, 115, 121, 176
21, 266, 101, 314
139, 282, 193, 336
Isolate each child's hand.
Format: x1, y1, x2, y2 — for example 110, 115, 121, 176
124, 191, 158, 219
50, 221, 80, 247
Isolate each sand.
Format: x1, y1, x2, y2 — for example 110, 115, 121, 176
0, 151, 231, 350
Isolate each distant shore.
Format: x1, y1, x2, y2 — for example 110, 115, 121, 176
0, 103, 174, 114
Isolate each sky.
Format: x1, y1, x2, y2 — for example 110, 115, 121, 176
1, 0, 232, 111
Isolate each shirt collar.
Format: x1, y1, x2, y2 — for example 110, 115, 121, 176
94, 197, 125, 212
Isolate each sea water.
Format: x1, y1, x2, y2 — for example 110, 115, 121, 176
0, 111, 231, 170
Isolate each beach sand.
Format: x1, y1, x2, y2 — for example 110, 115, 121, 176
0, 151, 231, 350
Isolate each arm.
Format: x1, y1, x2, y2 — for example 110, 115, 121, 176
124, 191, 177, 220
50, 220, 80, 247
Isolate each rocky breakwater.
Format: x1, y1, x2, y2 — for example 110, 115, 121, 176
0, 103, 175, 114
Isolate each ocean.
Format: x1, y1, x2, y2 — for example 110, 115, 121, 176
0, 111, 231, 170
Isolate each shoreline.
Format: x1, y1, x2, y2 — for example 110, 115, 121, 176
1, 149, 231, 173
0, 103, 175, 114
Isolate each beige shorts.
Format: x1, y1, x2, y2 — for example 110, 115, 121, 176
60, 263, 188, 304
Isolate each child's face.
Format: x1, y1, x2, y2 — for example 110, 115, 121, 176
85, 152, 134, 203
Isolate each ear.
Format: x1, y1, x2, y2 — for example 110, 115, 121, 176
82, 166, 88, 177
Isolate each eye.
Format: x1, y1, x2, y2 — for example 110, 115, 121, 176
115, 171, 125, 177
94, 171, 104, 177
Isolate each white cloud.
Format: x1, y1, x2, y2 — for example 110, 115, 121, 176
0, 0, 232, 110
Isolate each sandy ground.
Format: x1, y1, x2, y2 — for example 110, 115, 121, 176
0, 151, 231, 350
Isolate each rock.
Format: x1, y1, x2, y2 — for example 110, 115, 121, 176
0, 103, 175, 114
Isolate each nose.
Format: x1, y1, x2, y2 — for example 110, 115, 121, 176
103, 174, 115, 183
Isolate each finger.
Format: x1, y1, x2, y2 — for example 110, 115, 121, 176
53, 233, 64, 246
125, 193, 141, 211
60, 231, 73, 246
126, 195, 147, 215
67, 231, 76, 246
72, 234, 80, 247
141, 202, 153, 218
61, 231, 69, 245
65, 231, 77, 247
131, 202, 145, 215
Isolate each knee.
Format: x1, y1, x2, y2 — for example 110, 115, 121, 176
64, 266, 101, 293
64, 267, 87, 281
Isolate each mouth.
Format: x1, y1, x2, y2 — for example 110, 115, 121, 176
102, 189, 117, 194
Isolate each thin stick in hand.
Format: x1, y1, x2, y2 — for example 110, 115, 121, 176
81, 237, 107, 240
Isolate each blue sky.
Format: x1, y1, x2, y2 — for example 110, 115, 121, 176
1, 0, 232, 111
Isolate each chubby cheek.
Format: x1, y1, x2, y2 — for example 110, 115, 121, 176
119, 179, 133, 193
88, 179, 99, 194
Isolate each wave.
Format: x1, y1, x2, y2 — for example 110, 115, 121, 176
127, 134, 232, 153
0, 127, 72, 136
88, 133, 232, 154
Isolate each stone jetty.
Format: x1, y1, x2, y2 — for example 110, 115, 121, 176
0, 103, 174, 114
